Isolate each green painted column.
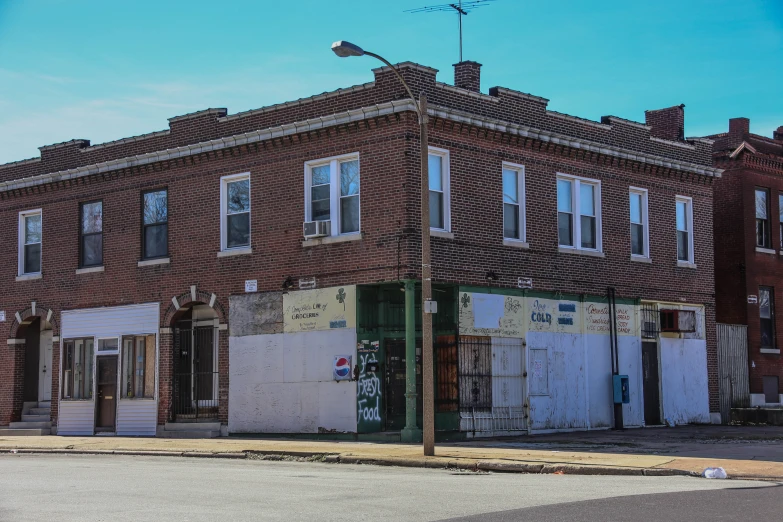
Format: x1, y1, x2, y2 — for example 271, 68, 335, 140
401, 279, 422, 442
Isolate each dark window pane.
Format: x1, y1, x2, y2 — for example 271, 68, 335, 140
311, 199, 331, 222
311, 184, 330, 202
144, 224, 168, 258
340, 196, 360, 233
760, 288, 771, 318
631, 223, 644, 256
24, 243, 41, 273
581, 215, 596, 249
757, 219, 769, 247
504, 203, 519, 239
677, 230, 689, 261
429, 191, 444, 229
82, 234, 103, 266
82, 202, 103, 233
227, 213, 249, 248
143, 191, 167, 224
761, 318, 774, 348
226, 179, 250, 213
558, 213, 572, 246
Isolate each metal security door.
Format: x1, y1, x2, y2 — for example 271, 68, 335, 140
173, 324, 218, 420
384, 339, 420, 430
642, 341, 661, 426
458, 336, 492, 432
717, 323, 750, 423
491, 337, 526, 432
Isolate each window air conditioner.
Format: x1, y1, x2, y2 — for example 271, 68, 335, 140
303, 220, 331, 239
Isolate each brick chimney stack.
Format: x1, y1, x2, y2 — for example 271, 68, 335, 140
645, 104, 685, 141
774, 126, 783, 142
454, 61, 482, 93
728, 117, 750, 147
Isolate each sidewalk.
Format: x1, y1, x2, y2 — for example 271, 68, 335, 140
2, 426, 783, 480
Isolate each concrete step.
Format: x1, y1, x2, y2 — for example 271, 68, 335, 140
0, 428, 51, 436
22, 414, 50, 423
161, 430, 221, 439
38, 401, 52, 408
22, 402, 38, 411
27, 407, 51, 416
9, 421, 51, 429
164, 422, 221, 432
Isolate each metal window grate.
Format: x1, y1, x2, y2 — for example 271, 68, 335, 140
458, 336, 492, 411
641, 304, 660, 339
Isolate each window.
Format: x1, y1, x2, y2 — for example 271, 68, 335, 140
304, 154, 360, 235
676, 196, 694, 263
557, 175, 601, 250
630, 188, 649, 257
756, 188, 770, 248
121, 335, 156, 399
220, 174, 250, 250
502, 163, 525, 241
779, 194, 783, 248
142, 189, 168, 259
428, 148, 450, 231
80, 201, 103, 267
98, 338, 118, 352
18, 209, 42, 275
62, 338, 94, 400
760, 287, 775, 349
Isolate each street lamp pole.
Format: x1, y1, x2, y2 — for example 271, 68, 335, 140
331, 41, 435, 456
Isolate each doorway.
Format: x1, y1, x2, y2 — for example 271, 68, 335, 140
173, 312, 218, 420
23, 319, 41, 403
95, 356, 118, 431
384, 338, 421, 431
642, 341, 662, 426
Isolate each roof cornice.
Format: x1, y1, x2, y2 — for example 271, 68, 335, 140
0, 100, 721, 193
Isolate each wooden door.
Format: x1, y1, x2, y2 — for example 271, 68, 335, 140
95, 356, 118, 430
642, 342, 661, 426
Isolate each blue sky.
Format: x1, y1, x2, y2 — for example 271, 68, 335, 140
0, 0, 781, 164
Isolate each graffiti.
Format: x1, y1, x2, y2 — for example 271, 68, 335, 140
336, 288, 346, 311
504, 297, 521, 314
461, 293, 471, 308
357, 352, 383, 428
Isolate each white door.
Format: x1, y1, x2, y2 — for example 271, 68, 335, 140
39, 330, 53, 402
491, 337, 526, 431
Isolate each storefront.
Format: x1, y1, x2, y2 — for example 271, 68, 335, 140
58, 303, 159, 436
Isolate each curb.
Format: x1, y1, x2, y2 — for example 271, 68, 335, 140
0, 447, 728, 479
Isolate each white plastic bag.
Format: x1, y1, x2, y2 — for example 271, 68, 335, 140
702, 467, 728, 479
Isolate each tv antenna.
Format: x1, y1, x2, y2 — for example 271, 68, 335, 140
405, 0, 498, 63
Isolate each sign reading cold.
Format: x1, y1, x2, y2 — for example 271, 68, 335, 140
283, 285, 356, 333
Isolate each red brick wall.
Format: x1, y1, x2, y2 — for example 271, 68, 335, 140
713, 155, 783, 397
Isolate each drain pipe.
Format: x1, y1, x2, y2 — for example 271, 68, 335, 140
608, 287, 624, 430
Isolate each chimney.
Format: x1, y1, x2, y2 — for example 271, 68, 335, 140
727, 117, 750, 147
645, 104, 685, 141
773, 126, 783, 142
454, 61, 482, 92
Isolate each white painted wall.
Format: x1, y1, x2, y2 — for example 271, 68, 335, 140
585, 335, 643, 429
659, 338, 710, 425
229, 329, 357, 433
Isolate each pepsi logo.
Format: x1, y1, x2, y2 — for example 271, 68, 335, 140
334, 357, 351, 378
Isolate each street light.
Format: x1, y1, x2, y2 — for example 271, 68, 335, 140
331, 40, 436, 457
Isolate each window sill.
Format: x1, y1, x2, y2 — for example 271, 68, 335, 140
503, 239, 530, 249
760, 348, 780, 355
677, 261, 697, 269
15, 273, 42, 282
630, 256, 652, 264
138, 257, 170, 267
430, 230, 455, 240
558, 247, 605, 258
302, 233, 363, 247
76, 266, 104, 275
217, 247, 252, 258
756, 247, 776, 255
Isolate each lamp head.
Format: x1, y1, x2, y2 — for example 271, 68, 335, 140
331, 40, 365, 58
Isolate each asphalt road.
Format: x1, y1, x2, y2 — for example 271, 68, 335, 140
0, 454, 779, 521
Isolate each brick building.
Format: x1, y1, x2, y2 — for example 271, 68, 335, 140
707, 118, 783, 406
0, 59, 722, 438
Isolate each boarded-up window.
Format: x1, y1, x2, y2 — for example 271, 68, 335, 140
121, 335, 156, 399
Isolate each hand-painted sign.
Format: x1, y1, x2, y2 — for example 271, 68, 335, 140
333, 355, 352, 381
584, 302, 636, 336
283, 286, 356, 332
527, 299, 581, 334
459, 292, 524, 338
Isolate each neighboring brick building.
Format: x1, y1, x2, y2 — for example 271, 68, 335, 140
0, 59, 722, 438
707, 118, 783, 406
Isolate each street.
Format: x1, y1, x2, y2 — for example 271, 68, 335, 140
0, 454, 779, 521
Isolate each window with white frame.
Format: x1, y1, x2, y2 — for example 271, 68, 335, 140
557, 175, 601, 251
502, 163, 525, 241
220, 173, 250, 251
18, 209, 42, 275
629, 188, 649, 257
428, 147, 450, 231
676, 196, 694, 263
304, 154, 360, 235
